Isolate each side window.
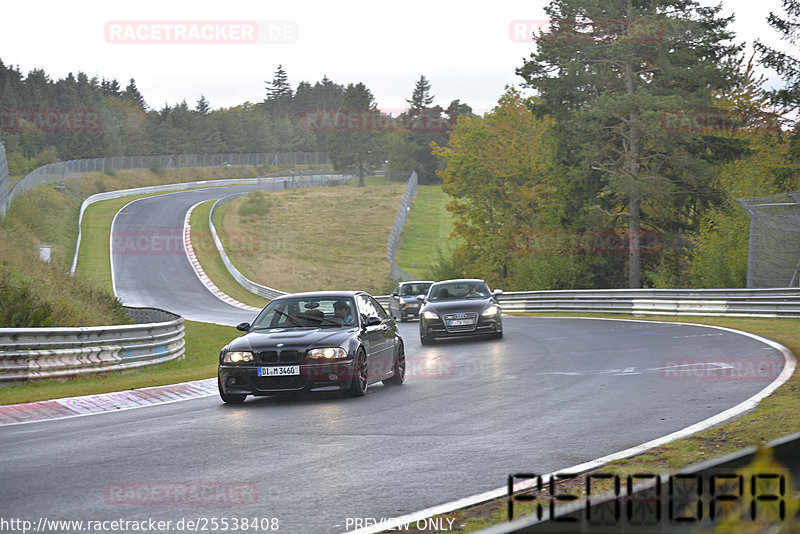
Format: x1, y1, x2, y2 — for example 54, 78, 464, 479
393, 284, 400, 296
356, 294, 374, 323
369, 296, 388, 320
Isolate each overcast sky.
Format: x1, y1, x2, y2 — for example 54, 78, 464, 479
0, 0, 794, 115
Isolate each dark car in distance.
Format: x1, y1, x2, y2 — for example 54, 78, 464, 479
388, 280, 434, 321
218, 291, 405, 403
418, 279, 503, 344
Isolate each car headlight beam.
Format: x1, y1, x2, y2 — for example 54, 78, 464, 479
482, 305, 500, 317
223, 351, 254, 363
307, 347, 348, 359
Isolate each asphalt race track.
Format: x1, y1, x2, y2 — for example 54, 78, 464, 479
0, 186, 789, 533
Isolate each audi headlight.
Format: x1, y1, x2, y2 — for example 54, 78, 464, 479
422, 310, 439, 320
482, 305, 500, 317
223, 351, 254, 363
307, 347, 348, 359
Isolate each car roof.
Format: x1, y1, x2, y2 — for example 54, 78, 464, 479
400, 280, 434, 285
271, 291, 364, 300
431, 278, 486, 285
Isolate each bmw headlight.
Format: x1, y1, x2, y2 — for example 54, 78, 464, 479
223, 351, 254, 363
422, 310, 439, 320
482, 305, 500, 317
307, 347, 348, 359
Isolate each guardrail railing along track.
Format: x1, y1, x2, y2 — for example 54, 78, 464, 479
0, 307, 185, 382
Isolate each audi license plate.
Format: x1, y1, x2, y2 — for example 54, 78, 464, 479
448, 319, 473, 326
258, 366, 300, 377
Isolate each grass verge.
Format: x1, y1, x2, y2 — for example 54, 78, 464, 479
396, 185, 460, 279
398, 312, 800, 533
189, 199, 270, 308
218, 182, 405, 295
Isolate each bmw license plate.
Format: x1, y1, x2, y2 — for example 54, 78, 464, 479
258, 366, 300, 377
448, 319, 473, 326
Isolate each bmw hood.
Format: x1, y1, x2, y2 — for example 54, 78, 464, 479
225, 328, 357, 352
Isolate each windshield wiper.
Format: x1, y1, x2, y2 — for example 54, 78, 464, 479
295, 312, 342, 326
271, 309, 305, 327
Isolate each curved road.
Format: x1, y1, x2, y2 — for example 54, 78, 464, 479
0, 186, 790, 533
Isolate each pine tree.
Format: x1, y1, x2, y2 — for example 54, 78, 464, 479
406, 75, 434, 115
517, 0, 743, 288
122, 79, 147, 110
195, 94, 210, 114
755, 0, 800, 112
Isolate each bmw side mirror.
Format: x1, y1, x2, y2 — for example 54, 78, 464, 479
365, 316, 382, 327
236, 322, 250, 332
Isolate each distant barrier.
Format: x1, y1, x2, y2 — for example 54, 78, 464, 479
387, 172, 418, 281
205, 170, 359, 300
0, 140, 8, 219
497, 288, 800, 318
208, 172, 417, 302
8, 151, 330, 207
739, 191, 800, 288
0, 307, 184, 382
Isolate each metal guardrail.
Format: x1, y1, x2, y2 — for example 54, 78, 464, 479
208, 173, 414, 304
9, 151, 330, 208
388, 172, 418, 281
0, 307, 185, 382
209, 195, 285, 301
69, 174, 347, 276
491, 431, 800, 533
205, 171, 359, 300
496, 288, 800, 318
0, 140, 9, 219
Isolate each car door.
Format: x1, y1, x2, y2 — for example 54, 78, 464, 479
368, 295, 396, 379
355, 294, 392, 379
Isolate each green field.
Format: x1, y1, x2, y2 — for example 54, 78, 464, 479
395, 185, 460, 278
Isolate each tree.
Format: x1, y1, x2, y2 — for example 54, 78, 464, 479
327, 83, 386, 186
755, 0, 800, 112
432, 88, 556, 288
122, 79, 147, 110
389, 75, 452, 184
264, 65, 293, 116
406, 75, 434, 115
195, 94, 210, 114
517, 0, 743, 287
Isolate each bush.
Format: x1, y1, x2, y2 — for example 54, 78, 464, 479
237, 191, 272, 219
0, 272, 58, 327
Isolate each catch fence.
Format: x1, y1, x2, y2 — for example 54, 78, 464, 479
0, 141, 8, 219
738, 191, 800, 288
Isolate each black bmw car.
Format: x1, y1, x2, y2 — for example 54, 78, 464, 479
218, 291, 405, 403
418, 279, 503, 344
388, 280, 434, 321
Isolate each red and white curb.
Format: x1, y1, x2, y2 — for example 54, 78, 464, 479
0, 378, 217, 426
184, 202, 260, 312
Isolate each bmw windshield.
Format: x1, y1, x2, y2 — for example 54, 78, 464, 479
250, 297, 356, 329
